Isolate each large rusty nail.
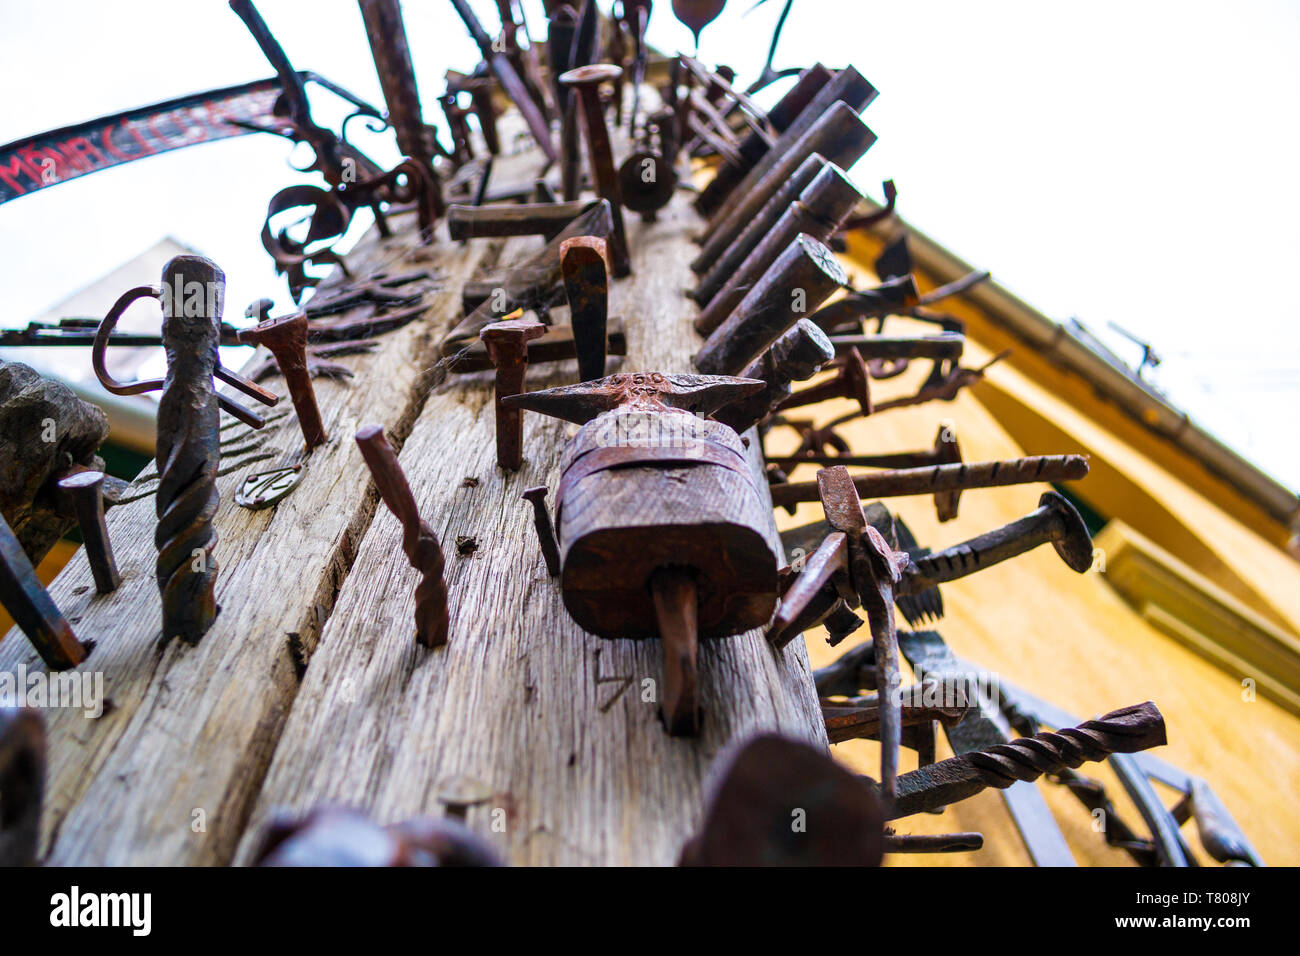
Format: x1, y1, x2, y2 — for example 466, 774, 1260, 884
825, 332, 965, 363
56, 470, 121, 594
238, 311, 328, 451
522, 486, 561, 577
696, 102, 875, 271
558, 64, 632, 277
559, 235, 610, 382
712, 318, 834, 434
889, 702, 1167, 819
768, 453, 1090, 510
480, 316, 548, 470
650, 566, 701, 737
354, 424, 450, 647
0, 510, 88, 669
901, 490, 1095, 594
693, 158, 862, 337
883, 832, 984, 854
694, 233, 847, 376
461, 77, 501, 155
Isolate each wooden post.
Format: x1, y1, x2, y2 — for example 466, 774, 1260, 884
1, 136, 825, 866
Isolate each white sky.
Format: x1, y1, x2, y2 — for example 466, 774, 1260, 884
1, 0, 1297, 490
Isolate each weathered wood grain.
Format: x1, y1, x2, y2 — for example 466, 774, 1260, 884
233, 192, 826, 866
0, 206, 496, 865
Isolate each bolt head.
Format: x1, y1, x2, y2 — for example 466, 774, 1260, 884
1040, 490, 1093, 572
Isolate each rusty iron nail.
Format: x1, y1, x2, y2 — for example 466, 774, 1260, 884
0, 707, 46, 866
825, 332, 965, 364
807, 275, 921, 336
866, 349, 1012, 415
889, 702, 1167, 819
559, 235, 610, 382
822, 694, 970, 745
650, 567, 701, 736
56, 470, 121, 594
769, 424, 965, 522
712, 318, 834, 435
522, 486, 561, 577
694, 233, 847, 377
836, 179, 899, 235
902, 490, 1095, 595
0, 511, 87, 670
678, 733, 883, 866
354, 424, 449, 647
773, 344, 872, 416
558, 64, 632, 277
238, 311, 328, 451
883, 831, 983, 854
768, 453, 1090, 510
481, 316, 548, 470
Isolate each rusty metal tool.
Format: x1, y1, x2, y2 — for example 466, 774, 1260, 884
823, 696, 970, 745
711, 319, 834, 434
694, 233, 847, 376
447, 200, 596, 242
559, 236, 610, 382
448, 0, 557, 162
355, 424, 450, 647
238, 311, 328, 451
768, 453, 1089, 509
0, 707, 45, 866
0, 511, 87, 669
693, 158, 863, 338
696, 103, 876, 275
254, 806, 501, 866
884, 831, 983, 854
481, 317, 548, 470
889, 702, 1167, 819
871, 351, 1011, 414
439, 89, 475, 166
559, 64, 632, 277
522, 486, 561, 576
56, 470, 121, 594
443, 318, 627, 373
459, 76, 501, 155
502, 373, 774, 736
678, 733, 883, 866
824, 332, 965, 365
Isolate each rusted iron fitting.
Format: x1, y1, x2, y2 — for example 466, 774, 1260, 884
558, 64, 632, 278
355, 424, 450, 647
522, 486, 561, 577
56, 470, 121, 594
238, 310, 328, 451
0, 511, 86, 669
694, 233, 847, 376
480, 316, 548, 471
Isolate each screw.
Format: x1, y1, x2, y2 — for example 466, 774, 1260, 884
559, 235, 610, 382
57, 470, 121, 594
354, 424, 449, 647
889, 702, 1167, 819
768, 452, 1090, 510
522, 486, 561, 577
712, 318, 834, 434
558, 63, 632, 277
238, 311, 328, 451
0, 510, 87, 670
901, 490, 1095, 595
480, 316, 548, 470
